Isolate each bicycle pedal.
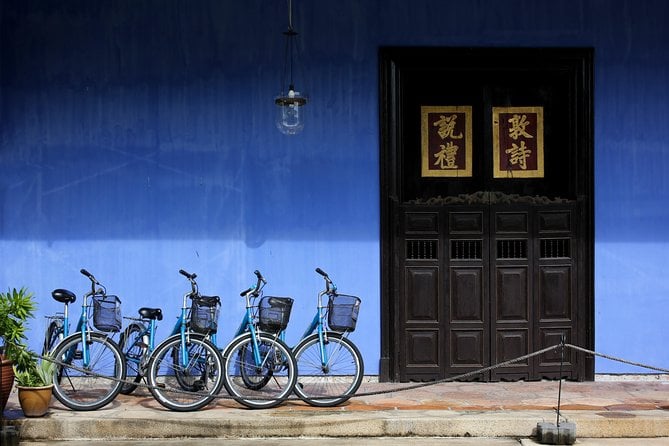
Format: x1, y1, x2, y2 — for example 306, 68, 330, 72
192, 380, 204, 391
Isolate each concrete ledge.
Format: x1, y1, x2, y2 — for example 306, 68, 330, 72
5, 380, 669, 441
9, 409, 669, 441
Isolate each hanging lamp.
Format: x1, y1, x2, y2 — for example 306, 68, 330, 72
275, 0, 307, 135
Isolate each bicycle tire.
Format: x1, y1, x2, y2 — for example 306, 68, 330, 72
221, 332, 297, 409
239, 342, 273, 390
119, 322, 147, 395
42, 319, 63, 356
51, 332, 126, 411
147, 334, 224, 412
293, 332, 364, 407
168, 340, 218, 392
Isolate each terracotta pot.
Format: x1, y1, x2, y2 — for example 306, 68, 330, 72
1, 356, 15, 413
17, 384, 53, 417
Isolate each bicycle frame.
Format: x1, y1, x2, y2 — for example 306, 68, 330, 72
123, 270, 200, 375
70, 274, 108, 367
170, 269, 216, 369
166, 289, 196, 368
48, 269, 118, 369
122, 316, 158, 368
211, 280, 267, 369
294, 278, 340, 368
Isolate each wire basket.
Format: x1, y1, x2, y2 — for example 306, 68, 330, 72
327, 294, 361, 332
190, 295, 221, 334
92, 294, 122, 332
258, 296, 293, 333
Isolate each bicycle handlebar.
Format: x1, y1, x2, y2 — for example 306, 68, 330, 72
240, 270, 267, 297
80, 268, 99, 284
315, 267, 336, 294
80, 268, 106, 296
254, 270, 267, 284
179, 269, 197, 280
179, 269, 199, 296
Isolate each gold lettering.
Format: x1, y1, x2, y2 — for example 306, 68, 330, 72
504, 141, 532, 170
432, 114, 463, 139
507, 114, 533, 140
434, 142, 459, 169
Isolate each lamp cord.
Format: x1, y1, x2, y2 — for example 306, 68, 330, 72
280, 0, 298, 93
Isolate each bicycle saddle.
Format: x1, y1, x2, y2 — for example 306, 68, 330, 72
139, 307, 163, 321
52, 288, 76, 304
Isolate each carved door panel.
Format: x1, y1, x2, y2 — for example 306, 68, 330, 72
445, 207, 490, 381
490, 206, 534, 380
399, 210, 444, 381
398, 203, 578, 382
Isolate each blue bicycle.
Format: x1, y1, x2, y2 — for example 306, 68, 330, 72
45, 269, 126, 411
289, 268, 364, 406
217, 270, 298, 409
145, 270, 224, 411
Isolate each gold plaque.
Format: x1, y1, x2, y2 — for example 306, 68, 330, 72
421, 106, 473, 177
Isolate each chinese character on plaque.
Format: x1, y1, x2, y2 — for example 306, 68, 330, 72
421, 106, 472, 177
492, 106, 544, 178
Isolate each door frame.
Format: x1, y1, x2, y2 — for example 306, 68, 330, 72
379, 47, 594, 382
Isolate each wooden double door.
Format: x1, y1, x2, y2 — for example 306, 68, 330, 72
378, 47, 594, 382
400, 202, 578, 382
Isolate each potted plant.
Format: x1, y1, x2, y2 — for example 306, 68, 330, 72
13, 355, 55, 417
0, 287, 37, 414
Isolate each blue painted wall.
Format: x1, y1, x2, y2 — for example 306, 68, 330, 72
1, 0, 668, 375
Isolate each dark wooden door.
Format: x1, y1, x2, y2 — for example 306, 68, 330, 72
379, 47, 594, 382
398, 203, 578, 382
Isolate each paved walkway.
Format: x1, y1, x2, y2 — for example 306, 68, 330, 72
3, 378, 669, 441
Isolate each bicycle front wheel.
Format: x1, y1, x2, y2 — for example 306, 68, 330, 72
147, 334, 224, 411
222, 332, 297, 409
51, 332, 126, 411
293, 332, 364, 407
119, 322, 147, 395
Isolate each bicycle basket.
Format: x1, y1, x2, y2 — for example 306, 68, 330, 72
327, 294, 361, 332
92, 294, 122, 332
258, 296, 293, 333
190, 295, 221, 334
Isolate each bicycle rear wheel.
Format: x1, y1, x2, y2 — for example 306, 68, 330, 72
221, 332, 297, 409
293, 332, 364, 407
119, 322, 147, 395
42, 319, 63, 356
147, 334, 224, 411
51, 332, 126, 411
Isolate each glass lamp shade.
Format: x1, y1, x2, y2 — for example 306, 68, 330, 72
275, 89, 307, 135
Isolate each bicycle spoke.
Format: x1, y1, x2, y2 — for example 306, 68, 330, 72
293, 333, 363, 407
222, 333, 296, 409
147, 335, 223, 411
52, 333, 125, 411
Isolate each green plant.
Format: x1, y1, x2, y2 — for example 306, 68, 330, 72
0, 287, 37, 372
14, 355, 55, 387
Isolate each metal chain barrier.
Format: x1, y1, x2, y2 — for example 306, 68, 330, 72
353, 343, 562, 398
565, 343, 669, 374
38, 342, 669, 404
